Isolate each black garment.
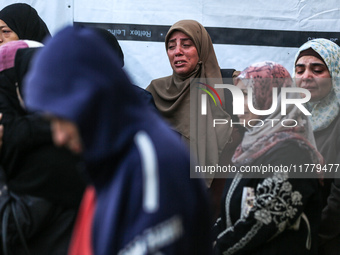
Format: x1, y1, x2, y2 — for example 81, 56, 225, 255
0, 180, 77, 255
0, 47, 85, 254
133, 84, 157, 110
220, 68, 236, 79
213, 142, 322, 255
88, 26, 157, 110
15, 48, 40, 94
315, 114, 340, 254
220, 68, 239, 122
89, 26, 125, 68
0, 49, 85, 208
0, 3, 50, 43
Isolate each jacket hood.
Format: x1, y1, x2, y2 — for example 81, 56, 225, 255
24, 26, 154, 162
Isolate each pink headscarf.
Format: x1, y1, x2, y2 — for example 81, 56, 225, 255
232, 61, 323, 168
0, 40, 43, 72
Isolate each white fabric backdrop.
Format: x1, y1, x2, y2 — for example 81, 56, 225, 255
1, 0, 340, 88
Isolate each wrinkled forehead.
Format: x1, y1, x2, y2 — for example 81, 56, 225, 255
167, 30, 192, 43
166, 28, 193, 45
296, 40, 340, 74
165, 20, 201, 49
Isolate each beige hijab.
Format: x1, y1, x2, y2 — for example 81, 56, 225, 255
147, 20, 232, 183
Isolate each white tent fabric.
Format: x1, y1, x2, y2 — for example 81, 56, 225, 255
1, 0, 340, 88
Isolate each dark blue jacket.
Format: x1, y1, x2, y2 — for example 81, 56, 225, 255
24, 25, 213, 255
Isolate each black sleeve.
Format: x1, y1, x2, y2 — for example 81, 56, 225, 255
0, 166, 74, 249
318, 123, 340, 243
2, 113, 52, 150
0, 87, 53, 173
319, 177, 340, 243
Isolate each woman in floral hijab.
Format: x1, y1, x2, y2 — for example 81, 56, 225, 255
294, 38, 340, 255
213, 61, 323, 255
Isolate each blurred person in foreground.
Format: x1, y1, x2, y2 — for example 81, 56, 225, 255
23, 25, 212, 255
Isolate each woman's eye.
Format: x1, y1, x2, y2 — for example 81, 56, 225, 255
183, 44, 192, 48
295, 68, 304, 75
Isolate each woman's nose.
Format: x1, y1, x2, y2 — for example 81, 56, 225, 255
174, 46, 183, 56
301, 69, 313, 80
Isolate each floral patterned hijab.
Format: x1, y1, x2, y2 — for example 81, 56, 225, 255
293, 38, 340, 131
232, 61, 322, 166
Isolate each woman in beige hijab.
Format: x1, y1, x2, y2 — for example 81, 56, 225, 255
147, 20, 234, 187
